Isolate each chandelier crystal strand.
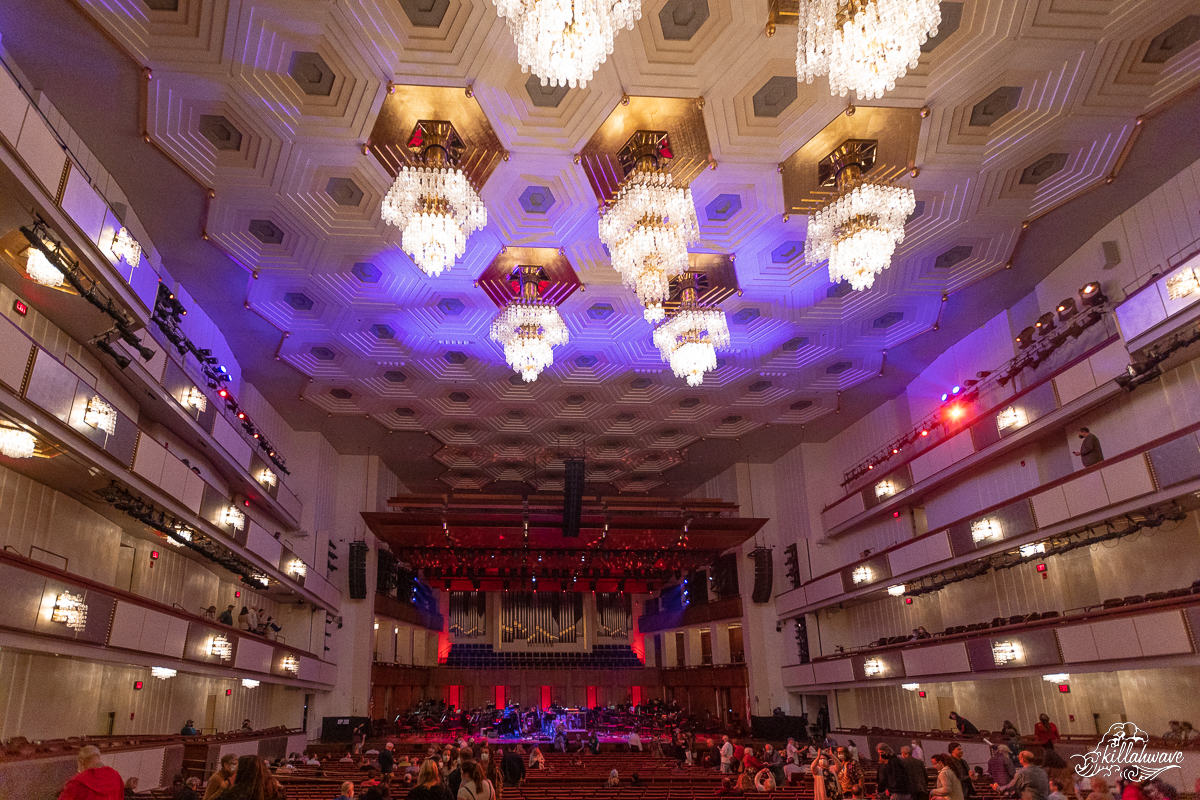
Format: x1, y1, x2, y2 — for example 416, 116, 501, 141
489, 267, 569, 382
806, 176, 915, 292
797, 0, 941, 100
0, 428, 36, 459
652, 282, 730, 387
382, 165, 487, 278
495, 0, 642, 89
26, 249, 63, 287
599, 171, 699, 319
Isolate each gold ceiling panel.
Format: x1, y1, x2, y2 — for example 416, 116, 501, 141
765, 0, 799, 35
781, 106, 923, 216
367, 85, 506, 190
477, 246, 582, 309
661, 253, 739, 313
579, 96, 713, 207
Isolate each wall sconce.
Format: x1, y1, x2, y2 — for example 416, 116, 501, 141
863, 658, 883, 676
208, 634, 233, 661
184, 386, 207, 412
996, 406, 1027, 432
875, 480, 898, 499
992, 641, 1020, 665
288, 559, 307, 578
220, 506, 246, 530
971, 518, 1002, 543
887, 584, 906, 596
1020, 543, 1046, 557
252, 573, 270, 587
374, 622, 379, 630
1166, 269, 1199, 301
1042, 673, 1069, 682
852, 565, 873, 584
84, 396, 117, 435
0, 428, 36, 459
281, 655, 300, 674
242, 679, 260, 688
111, 226, 142, 266
52, 592, 88, 630
26, 248, 63, 286
151, 666, 177, 680
257, 469, 277, 488
902, 683, 920, 691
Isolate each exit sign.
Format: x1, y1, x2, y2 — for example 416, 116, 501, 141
13, 299, 28, 316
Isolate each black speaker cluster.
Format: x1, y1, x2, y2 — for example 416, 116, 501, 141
348, 541, 368, 600
783, 544, 802, 590
750, 548, 773, 604
562, 458, 585, 537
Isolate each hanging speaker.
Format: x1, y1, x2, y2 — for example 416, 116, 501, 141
750, 548, 773, 604
348, 541, 368, 600
563, 458, 585, 537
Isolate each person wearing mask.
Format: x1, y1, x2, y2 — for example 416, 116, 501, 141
930, 755, 964, 800
181, 720, 200, 736
812, 753, 839, 800
1073, 428, 1104, 467
205, 754, 239, 800
408, 760, 452, 800
949, 713, 980, 736
763, 744, 784, 786
217, 755, 286, 800
947, 743, 975, 799
457, 761, 494, 800
876, 744, 914, 800
628, 730, 642, 752
483, 751, 504, 800
57, 746, 124, 800
786, 738, 798, 764
899, 746, 929, 800
835, 746, 864, 795
783, 756, 806, 786
911, 742, 924, 762
742, 747, 764, 774
992, 750, 1049, 800
988, 746, 1016, 786
588, 730, 600, 756
1033, 715, 1060, 750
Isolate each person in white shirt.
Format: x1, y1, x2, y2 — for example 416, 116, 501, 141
911, 741, 925, 761
786, 738, 798, 764
720, 735, 734, 773
628, 731, 642, 752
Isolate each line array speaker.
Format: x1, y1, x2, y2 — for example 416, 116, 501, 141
750, 548, 773, 604
563, 458, 585, 537
348, 541, 368, 600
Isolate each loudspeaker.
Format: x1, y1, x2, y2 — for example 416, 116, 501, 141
795, 615, 811, 664
711, 553, 739, 598
750, 548, 773, 604
348, 541, 368, 600
377, 549, 397, 595
563, 458, 585, 537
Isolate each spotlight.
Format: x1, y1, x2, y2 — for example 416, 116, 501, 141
1034, 312, 1055, 332
940, 393, 949, 402
1056, 298, 1077, 321
945, 403, 965, 421
1079, 281, 1105, 307
951, 385, 961, 395
95, 339, 132, 370
1015, 326, 1036, 349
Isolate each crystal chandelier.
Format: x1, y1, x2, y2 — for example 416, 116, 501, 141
26, 248, 63, 287
796, 0, 941, 100
111, 226, 142, 266
806, 144, 914, 291
381, 121, 487, 278
599, 133, 699, 322
495, 0, 641, 88
52, 592, 89, 630
490, 265, 569, 382
0, 428, 36, 459
652, 275, 729, 387
84, 396, 117, 435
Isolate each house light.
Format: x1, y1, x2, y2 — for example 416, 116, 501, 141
257, 469, 277, 488
992, 641, 1020, 665
875, 480, 898, 499
84, 396, 117, 435
52, 592, 88, 630
281, 655, 300, 674
151, 667, 177, 680
220, 506, 246, 530
1020, 543, 1046, 557
208, 635, 233, 661
902, 683, 921, 691
996, 406, 1027, 432
971, 518, 1002, 543
288, 559, 307, 578
863, 658, 884, 676
1166, 269, 1199, 301
1043, 673, 1069, 682
852, 565, 873, 584
184, 386, 207, 412
242, 679, 260, 688
887, 585, 906, 596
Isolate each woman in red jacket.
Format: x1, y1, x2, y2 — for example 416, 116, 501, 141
58, 746, 124, 800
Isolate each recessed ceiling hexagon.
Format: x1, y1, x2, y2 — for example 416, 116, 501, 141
921, 2, 963, 52
351, 262, 380, 283
678, 397, 701, 409
310, 346, 336, 361
445, 352, 468, 365
198, 115, 242, 151
330, 388, 352, 400
934, 245, 974, 270
752, 76, 799, 118
248, 219, 283, 245
325, 177, 364, 207
575, 355, 599, 368
518, 185, 556, 215
782, 337, 809, 351
873, 311, 904, 329
705, 193, 742, 222
970, 86, 1023, 127
397, 0, 450, 28
437, 298, 465, 316
1020, 153, 1070, 185
614, 413, 635, 424
565, 394, 586, 406
826, 361, 852, 375
1144, 16, 1200, 63
790, 400, 813, 411
284, 292, 313, 311
525, 75, 569, 108
826, 283, 853, 299
370, 324, 395, 340
749, 380, 772, 392
587, 304, 615, 321
288, 51, 335, 97
630, 377, 652, 390
731, 307, 761, 325
771, 241, 805, 264
143, 0, 178, 9
659, 0, 710, 41
721, 415, 742, 425
383, 370, 407, 383
395, 407, 415, 418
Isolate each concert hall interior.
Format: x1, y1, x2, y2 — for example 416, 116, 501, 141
1, 0, 1200, 798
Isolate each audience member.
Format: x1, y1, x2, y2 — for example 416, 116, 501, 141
988, 746, 1016, 786
1073, 428, 1104, 466
124, 778, 139, 800
1034, 715, 1061, 749
528, 746, 545, 770
911, 741, 924, 762
335, 782, 355, 800
499, 747, 525, 788
458, 760, 494, 800
1085, 777, 1114, 800
57, 745, 123, 800
1181, 722, 1198, 741
1162, 722, 1182, 740
181, 720, 200, 736
237, 606, 251, 631
483, 751, 505, 800
930, 754, 964, 800
900, 746, 929, 800
628, 731, 642, 752
754, 767, 776, 792
991, 751, 1049, 800
605, 769, 620, 788
949, 713, 980, 736
217, 605, 235, 625
835, 745, 864, 795
241, 719, 254, 734
946, 743, 975, 799
206, 754, 239, 800
734, 771, 755, 794
219, 755, 285, 800
812, 754, 837, 800
876, 743, 914, 800
1047, 781, 1067, 800
720, 736, 734, 773
714, 777, 736, 797
379, 742, 396, 779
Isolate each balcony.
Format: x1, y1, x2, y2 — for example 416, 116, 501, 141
638, 595, 743, 633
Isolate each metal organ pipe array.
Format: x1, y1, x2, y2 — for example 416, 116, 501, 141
595, 592, 632, 639
501, 592, 584, 645
449, 591, 488, 638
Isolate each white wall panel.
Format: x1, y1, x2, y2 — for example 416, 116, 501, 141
60, 168, 108, 245
1092, 617, 1141, 660
813, 658, 855, 684
822, 493, 865, 530
782, 664, 816, 687
804, 574, 844, 605
1054, 360, 1098, 405
1064, 472, 1108, 518
0, 315, 34, 392
109, 602, 148, 650
106, 748, 165, 793
1133, 611, 1192, 657
1031, 485, 1070, 527
164, 617, 189, 659
132, 436, 167, 484
1100, 456, 1155, 505
298, 657, 319, 682
138, 608, 173, 655
1089, 341, 1130, 383
212, 415, 253, 470
1056, 623, 1100, 662
246, 522, 282, 565
15, 106, 65, 194
233, 638, 273, 674
0, 66, 29, 144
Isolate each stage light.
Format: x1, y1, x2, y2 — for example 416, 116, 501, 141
946, 404, 965, 421
920, 430, 929, 437
1020, 543, 1046, 557
1035, 312, 1055, 331
242, 679, 260, 688
902, 683, 920, 691
1056, 297, 1077, 320
940, 393, 948, 402
151, 667, 177, 680
951, 385, 961, 395
1079, 281, 1104, 307
1015, 326, 1036, 349
1043, 673, 1069, 682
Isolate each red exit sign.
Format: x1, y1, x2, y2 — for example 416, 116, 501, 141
13, 299, 28, 316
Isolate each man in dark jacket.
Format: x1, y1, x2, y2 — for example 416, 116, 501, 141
947, 743, 975, 798
876, 744, 914, 800
499, 747, 526, 787
378, 742, 395, 780
1073, 428, 1104, 467
217, 605, 235, 626
949, 713, 979, 736
900, 746, 929, 800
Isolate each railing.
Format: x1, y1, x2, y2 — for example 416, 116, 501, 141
637, 596, 744, 633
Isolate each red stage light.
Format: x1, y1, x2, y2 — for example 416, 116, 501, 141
920, 430, 929, 437
218, 389, 228, 397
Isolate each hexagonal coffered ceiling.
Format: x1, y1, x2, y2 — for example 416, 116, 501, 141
44, 0, 1200, 495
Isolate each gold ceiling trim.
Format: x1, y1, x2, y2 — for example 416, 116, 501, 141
661, 253, 739, 313
477, 246, 582, 309
765, 0, 799, 35
367, 86, 506, 190
579, 96, 713, 207
780, 106, 923, 216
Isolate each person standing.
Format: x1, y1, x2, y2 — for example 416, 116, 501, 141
205, 754, 238, 800
991, 751, 1049, 800
57, 746, 123, 800
217, 605, 235, 626
876, 744, 914, 800
499, 747, 525, 788
1073, 428, 1104, 467
720, 735, 734, 774
379, 742, 396, 782
930, 755, 964, 800
987, 746, 1016, 787
911, 741, 924, 762
834, 746, 864, 796
408, 761, 452, 800
812, 753, 840, 800
946, 743, 975, 799
900, 746, 929, 800
1033, 715, 1060, 750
